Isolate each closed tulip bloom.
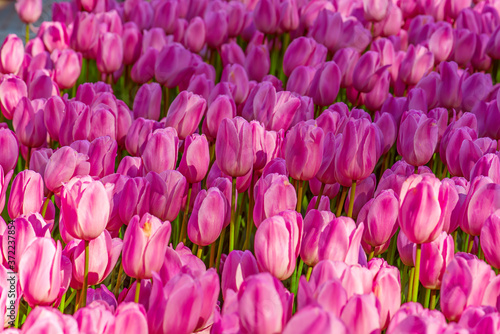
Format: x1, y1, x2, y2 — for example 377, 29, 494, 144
60, 176, 110, 241
397, 110, 438, 167
450, 29, 476, 67
74, 301, 115, 334
286, 66, 316, 96
97, 33, 123, 74
0, 128, 19, 173
253, 173, 297, 228
204, 9, 228, 49
445, 127, 477, 177
283, 306, 348, 334
202, 95, 236, 141
0, 35, 24, 75
244, 44, 270, 82
119, 177, 151, 225
125, 118, 163, 157
470, 153, 500, 184
363, 0, 389, 22
15, 0, 42, 23
122, 22, 142, 66
12, 97, 46, 148
178, 134, 210, 184
283, 37, 327, 77
340, 293, 381, 334
399, 44, 434, 86
215, 117, 253, 177
472, 34, 492, 71
188, 187, 226, 246
300, 209, 334, 267
70, 12, 98, 55
481, 211, 500, 269
419, 231, 454, 290
344, 173, 377, 220
437, 61, 463, 109
318, 217, 364, 265
131, 47, 159, 84
184, 17, 206, 53
238, 273, 293, 334
21, 307, 78, 333
0, 75, 27, 120
220, 41, 245, 67
165, 91, 206, 140
146, 170, 186, 222
254, 0, 280, 34
310, 10, 343, 53
87, 136, 117, 179
357, 189, 398, 249
250, 121, 282, 172
19, 238, 69, 307
221, 250, 259, 299
254, 210, 302, 280
123, 213, 171, 279
221, 64, 249, 105
460, 177, 500, 237
284, 122, 324, 181
53, 49, 82, 90
334, 118, 380, 187
38, 21, 69, 53
44, 146, 90, 195
428, 24, 454, 64
142, 128, 179, 174
65, 230, 122, 289
352, 51, 389, 93
155, 43, 194, 89
399, 174, 448, 244
132, 82, 161, 121
8, 170, 43, 219
440, 252, 495, 321
308, 61, 341, 107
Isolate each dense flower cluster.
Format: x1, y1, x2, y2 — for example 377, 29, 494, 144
0, 0, 500, 332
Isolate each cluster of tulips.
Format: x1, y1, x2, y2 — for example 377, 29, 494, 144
2, 0, 500, 332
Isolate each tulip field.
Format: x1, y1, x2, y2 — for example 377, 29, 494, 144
3, 0, 500, 332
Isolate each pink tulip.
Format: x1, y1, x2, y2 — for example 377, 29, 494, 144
141, 128, 179, 174
340, 293, 381, 334
480, 210, 500, 269
283, 37, 327, 77
8, 170, 43, 219
146, 170, 187, 222
418, 231, 454, 290
318, 217, 364, 265
12, 97, 47, 148
97, 33, 123, 74
155, 43, 194, 89
118, 177, 151, 225
0, 128, 19, 172
254, 210, 302, 280
300, 209, 334, 267
164, 91, 206, 140
0, 35, 24, 75
74, 301, 115, 333
283, 305, 348, 334
133, 82, 162, 121
21, 307, 78, 333
188, 187, 226, 246
0, 75, 27, 120
122, 214, 171, 279
221, 250, 259, 299
19, 238, 71, 307
53, 50, 82, 90
60, 175, 110, 241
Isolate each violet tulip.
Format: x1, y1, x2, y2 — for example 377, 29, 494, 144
480, 210, 500, 269
133, 83, 162, 121
300, 209, 334, 267
164, 91, 206, 140
308, 61, 341, 107
12, 97, 47, 148
141, 128, 179, 174
146, 170, 187, 222
283, 121, 324, 181
397, 110, 439, 167
122, 213, 171, 279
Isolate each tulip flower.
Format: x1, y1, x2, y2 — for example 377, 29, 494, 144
352, 51, 389, 93
340, 293, 381, 334
19, 238, 70, 307
317, 217, 364, 265
0, 35, 24, 75
74, 301, 115, 333
204, 9, 228, 49
221, 250, 259, 299
237, 273, 293, 334
164, 91, 206, 140
283, 305, 348, 334
254, 0, 280, 34
118, 177, 151, 225
53, 50, 82, 90
146, 170, 187, 222
245, 44, 270, 82
0, 75, 27, 121
253, 173, 297, 228
133, 83, 162, 121
155, 43, 194, 89
254, 210, 303, 280
60, 175, 110, 241
8, 170, 43, 219
300, 209, 334, 268
123, 214, 171, 282
12, 97, 47, 149
188, 187, 226, 247
64, 229, 122, 289
141, 128, 179, 174
419, 231, 454, 290
131, 47, 159, 84
109, 302, 149, 333
480, 210, 500, 269
0, 128, 19, 173
344, 173, 377, 220
397, 110, 439, 167
308, 61, 341, 107
97, 33, 123, 75
440, 252, 495, 321
398, 44, 434, 86
283, 37, 327, 77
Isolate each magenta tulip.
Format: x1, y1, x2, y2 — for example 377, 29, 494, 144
188, 187, 226, 246
215, 117, 253, 177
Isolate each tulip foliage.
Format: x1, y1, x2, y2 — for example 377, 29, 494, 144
2, 0, 500, 332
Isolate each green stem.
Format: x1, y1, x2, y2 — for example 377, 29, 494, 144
347, 181, 357, 218
59, 291, 67, 313
179, 184, 193, 245
424, 288, 431, 308
215, 228, 226, 272
467, 237, 474, 253
81, 240, 90, 308
25, 24, 29, 45
296, 180, 304, 214
306, 266, 313, 281
41, 192, 53, 218
387, 229, 399, 266
336, 187, 348, 217
64, 289, 77, 312
114, 262, 123, 299
412, 244, 422, 303
463, 233, 470, 253
209, 242, 216, 268
408, 267, 415, 302
368, 250, 375, 261
197, 247, 203, 259
229, 177, 237, 253
315, 183, 325, 210
430, 289, 437, 310
134, 280, 141, 303
25, 147, 31, 169
478, 237, 484, 260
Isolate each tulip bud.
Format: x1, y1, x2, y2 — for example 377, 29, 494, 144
164, 91, 206, 140
0, 35, 24, 75
188, 187, 226, 246
283, 37, 327, 77
133, 82, 162, 121
308, 61, 341, 107
97, 33, 123, 74
419, 231, 454, 290
8, 170, 43, 219
318, 217, 364, 265
215, 117, 253, 177
178, 134, 210, 184
142, 128, 179, 174
155, 43, 194, 89
221, 250, 259, 299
